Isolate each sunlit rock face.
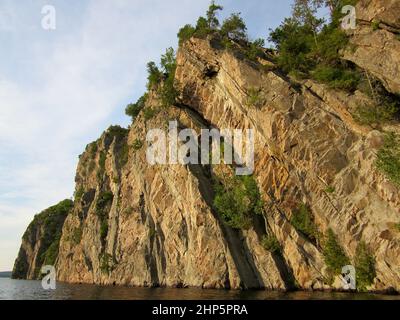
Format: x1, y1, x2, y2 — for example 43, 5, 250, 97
343, 0, 400, 94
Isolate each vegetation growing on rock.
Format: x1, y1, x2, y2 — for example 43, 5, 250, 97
322, 229, 350, 279
13, 199, 73, 279
376, 132, 400, 187
290, 203, 318, 243
355, 241, 376, 291
213, 175, 263, 230
125, 94, 148, 122
261, 234, 281, 254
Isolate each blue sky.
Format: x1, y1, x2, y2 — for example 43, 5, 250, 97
0, 0, 295, 271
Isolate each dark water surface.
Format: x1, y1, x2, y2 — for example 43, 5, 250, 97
0, 278, 399, 300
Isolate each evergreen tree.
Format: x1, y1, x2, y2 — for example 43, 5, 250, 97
221, 13, 248, 42
206, 1, 223, 29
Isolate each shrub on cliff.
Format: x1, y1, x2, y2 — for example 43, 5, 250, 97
290, 203, 318, 242
96, 191, 114, 213
245, 38, 265, 62
355, 241, 376, 291
74, 186, 85, 202
269, 18, 315, 75
97, 151, 107, 182
145, 48, 178, 108
311, 65, 360, 91
100, 220, 109, 242
177, 2, 222, 44
72, 226, 83, 245
125, 93, 148, 122
261, 234, 281, 254
146, 61, 162, 90
178, 24, 196, 45
353, 102, 398, 126
268, 0, 361, 91
323, 229, 350, 275
214, 175, 263, 229
376, 132, 400, 187
160, 48, 178, 107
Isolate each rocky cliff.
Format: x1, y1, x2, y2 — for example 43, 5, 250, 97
13, 0, 400, 292
344, 0, 400, 94
12, 200, 73, 280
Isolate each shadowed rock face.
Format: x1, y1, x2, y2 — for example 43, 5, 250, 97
12, 200, 73, 280
14, 2, 400, 291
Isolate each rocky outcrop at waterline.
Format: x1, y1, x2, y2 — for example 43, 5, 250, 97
13, 0, 400, 292
12, 200, 73, 280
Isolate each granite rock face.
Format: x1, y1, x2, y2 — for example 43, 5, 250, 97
343, 0, 400, 94
54, 37, 400, 291
14, 4, 400, 291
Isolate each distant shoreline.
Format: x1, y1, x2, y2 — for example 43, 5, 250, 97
0, 271, 12, 278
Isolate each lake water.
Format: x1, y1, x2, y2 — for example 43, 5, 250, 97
0, 278, 399, 300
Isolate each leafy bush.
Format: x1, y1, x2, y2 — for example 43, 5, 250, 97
98, 151, 106, 172
160, 48, 178, 107
353, 102, 398, 126
125, 93, 148, 122
214, 175, 263, 230
96, 191, 114, 213
124, 206, 134, 216
376, 132, 400, 187
177, 2, 222, 45
325, 186, 335, 194
74, 186, 85, 202
72, 226, 83, 245
311, 65, 360, 92
355, 241, 376, 291
354, 73, 399, 125
107, 125, 128, 139
146, 61, 162, 90
143, 107, 158, 121
178, 24, 196, 45
145, 48, 178, 108
246, 87, 264, 108
96, 192, 112, 246
245, 38, 265, 62
261, 234, 281, 254
371, 19, 380, 31
268, 1, 360, 89
323, 229, 350, 275
100, 253, 113, 274
194, 16, 212, 38
132, 139, 143, 151
100, 220, 109, 242
269, 18, 315, 75
87, 142, 98, 158
290, 203, 318, 242
42, 236, 61, 266
118, 142, 129, 168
